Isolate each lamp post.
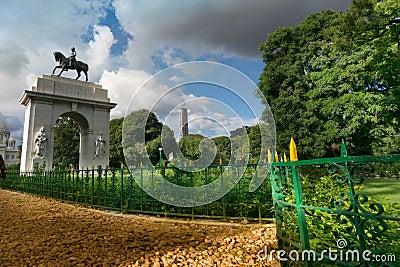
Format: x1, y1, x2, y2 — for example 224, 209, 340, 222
159, 147, 163, 167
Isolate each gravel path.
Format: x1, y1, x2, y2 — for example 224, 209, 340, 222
0, 190, 279, 266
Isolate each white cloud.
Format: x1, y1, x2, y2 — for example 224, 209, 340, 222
169, 76, 183, 83
188, 115, 240, 137
86, 25, 116, 80
0, 42, 29, 75
157, 47, 188, 67
99, 68, 152, 118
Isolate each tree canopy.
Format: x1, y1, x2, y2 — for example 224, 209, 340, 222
259, 0, 400, 158
122, 109, 176, 167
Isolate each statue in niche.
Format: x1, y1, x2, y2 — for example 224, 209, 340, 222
34, 127, 48, 158
95, 131, 106, 159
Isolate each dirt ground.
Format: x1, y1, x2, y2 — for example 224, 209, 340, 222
0, 190, 279, 267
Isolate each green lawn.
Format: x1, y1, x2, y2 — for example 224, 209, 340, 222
361, 178, 400, 203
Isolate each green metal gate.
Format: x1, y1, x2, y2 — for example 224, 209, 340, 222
270, 140, 400, 266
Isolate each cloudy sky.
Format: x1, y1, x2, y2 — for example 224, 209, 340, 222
0, 0, 351, 142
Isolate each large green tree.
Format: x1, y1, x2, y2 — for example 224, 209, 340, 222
179, 134, 205, 161
229, 124, 268, 164
122, 109, 177, 166
259, 0, 400, 158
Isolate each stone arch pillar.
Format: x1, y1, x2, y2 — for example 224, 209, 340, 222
19, 75, 117, 171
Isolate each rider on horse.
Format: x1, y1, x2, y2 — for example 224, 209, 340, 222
52, 47, 89, 81
68, 47, 76, 67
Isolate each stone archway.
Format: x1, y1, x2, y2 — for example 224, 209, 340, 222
19, 75, 117, 171
52, 112, 89, 169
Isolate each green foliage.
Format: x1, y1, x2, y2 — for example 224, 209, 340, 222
248, 125, 262, 160
231, 134, 250, 163
157, 164, 274, 218
122, 109, 177, 167
119, 111, 265, 168
109, 117, 125, 168
33, 161, 47, 173
6, 163, 20, 171
179, 134, 206, 161
259, 1, 400, 158
212, 136, 231, 164
123, 109, 155, 167
53, 116, 80, 168
302, 175, 352, 247
229, 124, 272, 165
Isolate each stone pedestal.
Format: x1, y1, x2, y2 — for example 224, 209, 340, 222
32, 158, 47, 170
19, 75, 117, 171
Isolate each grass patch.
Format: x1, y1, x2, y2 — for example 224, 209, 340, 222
361, 178, 400, 203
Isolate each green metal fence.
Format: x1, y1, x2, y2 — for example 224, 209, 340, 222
0, 164, 274, 221
270, 141, 400, 266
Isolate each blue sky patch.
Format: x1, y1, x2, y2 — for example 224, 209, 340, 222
80, 3, 132, 56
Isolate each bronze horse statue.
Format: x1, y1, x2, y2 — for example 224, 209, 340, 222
52, 51, 89, 82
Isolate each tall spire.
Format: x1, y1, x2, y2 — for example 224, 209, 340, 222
179, 107, 188, 140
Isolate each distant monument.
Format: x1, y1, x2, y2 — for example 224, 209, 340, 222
0, 118, 19, 166
19, 75, 116, 171
179, 107, 188, 140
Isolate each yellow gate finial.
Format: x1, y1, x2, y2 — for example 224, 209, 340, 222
267, 149, 272, 163
290, 138, 298, 161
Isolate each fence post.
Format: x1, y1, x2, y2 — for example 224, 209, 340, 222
91, 166, 94, 206
292, 165, 311, 266
120, 167, 124, 210
220, 164, 226, 219
163, 166, 167, 217
140, 168, 143, 211
190, 168, 194, 220
269, 165, 283, 239
255, 166, 261, 224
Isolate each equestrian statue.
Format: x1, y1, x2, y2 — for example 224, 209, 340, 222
52, 47, 89, 82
